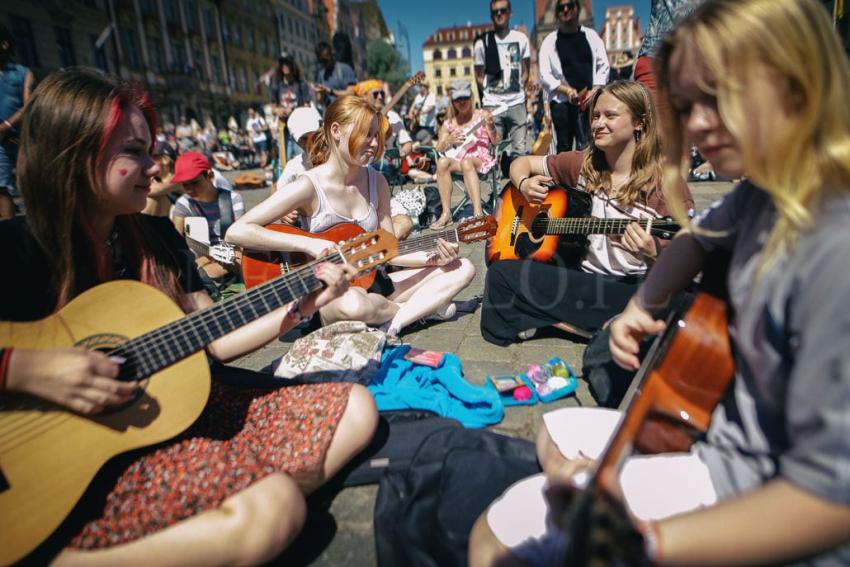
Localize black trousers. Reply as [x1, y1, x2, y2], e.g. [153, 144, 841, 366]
[480, 259, 641, 346]
[550, 100, 588, 152]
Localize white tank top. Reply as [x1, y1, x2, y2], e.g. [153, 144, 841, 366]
[302, 167, 380, 233]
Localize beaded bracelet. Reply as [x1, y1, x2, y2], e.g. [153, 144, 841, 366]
[0, 347, 13, 391]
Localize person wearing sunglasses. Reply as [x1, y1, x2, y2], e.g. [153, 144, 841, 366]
[539, 0, 609, 152]
[473, 0, 531, 160]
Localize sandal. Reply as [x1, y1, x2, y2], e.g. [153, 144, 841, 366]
[429, 217, 454, 230]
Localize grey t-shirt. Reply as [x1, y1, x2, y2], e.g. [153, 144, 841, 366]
[693, 181, 850, 564]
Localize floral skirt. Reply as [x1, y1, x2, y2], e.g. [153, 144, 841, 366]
[67, 381, 353, 549]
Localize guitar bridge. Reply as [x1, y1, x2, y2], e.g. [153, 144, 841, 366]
[510, 206, 523, 246]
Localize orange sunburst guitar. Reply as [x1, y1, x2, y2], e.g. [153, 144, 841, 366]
[0, 229, 398, 565]
[241, 215, 498, 289]
[485, 183, 681, 264]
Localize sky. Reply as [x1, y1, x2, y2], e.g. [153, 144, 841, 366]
[375, 0, 651, 73]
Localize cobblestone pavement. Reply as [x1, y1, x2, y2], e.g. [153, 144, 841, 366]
[225, 172, 734, 566]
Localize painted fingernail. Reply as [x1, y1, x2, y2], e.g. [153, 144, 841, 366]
[110, 355, 126, 365]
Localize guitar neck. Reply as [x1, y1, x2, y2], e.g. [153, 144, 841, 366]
[110, 254, 339, 380]
[540, 217, 659, 236]
[397, 227, 459, 255]
[185, 236, 211, 258]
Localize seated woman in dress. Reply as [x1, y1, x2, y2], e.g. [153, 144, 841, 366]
[0, 68, 377, 565]
[470, 0, 850, 564]
[225, 95, 476, 337]
[431, 78, 500, 229]
[480, 79, 694, 346]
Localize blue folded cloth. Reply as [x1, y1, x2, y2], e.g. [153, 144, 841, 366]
[368, 345, 504, 429]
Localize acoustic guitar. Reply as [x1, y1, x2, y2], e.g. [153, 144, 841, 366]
[563, 290, 734, 564]
[485, 183, 681, 264]
[241, 215, 498, 290]
[0, 229, 397, 565]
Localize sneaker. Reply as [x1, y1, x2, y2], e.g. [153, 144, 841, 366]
[517, 328, 538, 340]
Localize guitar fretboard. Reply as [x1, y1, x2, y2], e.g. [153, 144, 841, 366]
[534, 217, 678, 237]
[110, 252, 342, 380]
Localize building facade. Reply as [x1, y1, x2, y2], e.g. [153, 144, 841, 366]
[1, 0, 324, 128]
[600, 4, 641, 68]
[422, 23, 491, 100]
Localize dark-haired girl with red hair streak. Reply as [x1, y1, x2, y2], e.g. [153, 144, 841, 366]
[0, 68, 378, 565]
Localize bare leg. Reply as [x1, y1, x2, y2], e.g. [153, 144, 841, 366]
[307, 384, 378, 493]
[384, 258, 476, 330]
[460, 157, 484, 217]
[434, 156, 463, 228]
[468, 512, 530, 567]
[53, 473, 306, 567]
[0, 189, 14, 220]
[319, 287, 399, 326]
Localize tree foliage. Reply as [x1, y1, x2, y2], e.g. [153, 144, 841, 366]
[365, 39, 408, 86]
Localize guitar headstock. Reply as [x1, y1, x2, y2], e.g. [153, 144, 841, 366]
[408, 71, 426, 87]
[648, 219, 681, 240]
[456, 215, 498, 243]
[337, 229, 399, 274]
[208, 244, 238, 266]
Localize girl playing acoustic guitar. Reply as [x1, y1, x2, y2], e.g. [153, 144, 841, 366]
[431, 78, 501, 229]
[0, 68, 377, 565]
[481, 79, 693, 346]
[226, 95, 476, 337]
[470, 0, 850, 564]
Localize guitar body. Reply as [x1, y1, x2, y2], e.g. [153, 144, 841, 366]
[486, 184, 568, 264]
[0, 281, 210, 565]
[242, 223, 376, 290]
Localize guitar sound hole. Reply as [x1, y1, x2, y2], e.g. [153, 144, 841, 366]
[529, 213, 548, 240]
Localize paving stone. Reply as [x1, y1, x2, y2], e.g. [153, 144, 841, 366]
[224, 173, 736, 566]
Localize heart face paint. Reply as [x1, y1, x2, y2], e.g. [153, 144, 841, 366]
[119, 168, 128, 176]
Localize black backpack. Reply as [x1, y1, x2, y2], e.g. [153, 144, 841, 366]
[374, 427, 541, 567]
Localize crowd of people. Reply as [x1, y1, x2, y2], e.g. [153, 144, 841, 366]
[2, 0, 850, 564]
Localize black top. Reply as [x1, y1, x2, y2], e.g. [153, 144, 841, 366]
[555, 30, 594, 92]
[0, 215, 205, 322]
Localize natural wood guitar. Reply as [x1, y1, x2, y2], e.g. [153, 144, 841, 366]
[563, 290, 734, 564]
[0, 229, 398, 565]
[485, 183, 681, 264]
[241, 215, 497, 290]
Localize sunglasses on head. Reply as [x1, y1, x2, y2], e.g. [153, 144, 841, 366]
[556, 1, 577, 12]
[370, 91, 385, 99]
[491, 8, 509, 17]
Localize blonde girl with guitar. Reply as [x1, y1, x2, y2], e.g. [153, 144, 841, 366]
[480, 80, 693, 346]
[431, 78, 501, 229]
[0, 68, 378, 565]
[471, 1, 850, 564]
[226, 96, 476, 337]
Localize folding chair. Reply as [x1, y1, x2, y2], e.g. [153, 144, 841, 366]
[449, 139, 513, 219]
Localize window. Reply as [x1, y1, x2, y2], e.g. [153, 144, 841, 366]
[464, 66, 470, 75]
[203, 8, 215, 38]
[10, 16, 39, 67]
[164, 0, 179, 24]
[173, 42, 187, 73]
[248, 30, 255, 52]
[221, 20, 229, 43]
[147, 34, 164, 72]
[89, 33, 108, 71]
[238, 66, 248, 92]
[139, 0, 157, 15]
[435, 68, 442, 78]
[233, 25, 242, 48]
[449, 67, 456, 76]
[433, 49, 442, 60]
[120, 27, 141, 68]
[461, 46, 471, 57]
[447, 48, 457, 59]
[193, 48, 205, 79]
[183, 0, 197, 33]
[261, 35, 268, 57]
[55, 27, 77, 68]
[437, 85, 443, 95]
[210, 54, 222, 82]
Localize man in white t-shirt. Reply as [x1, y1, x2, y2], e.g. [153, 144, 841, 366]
[474, 0, 531, 158]
[245, 107, 270, 167]
[408, 82, 437, 136]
